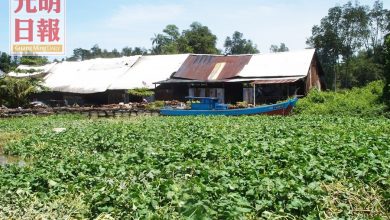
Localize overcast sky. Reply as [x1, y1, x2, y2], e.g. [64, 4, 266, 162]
[1, 0, 388, 58]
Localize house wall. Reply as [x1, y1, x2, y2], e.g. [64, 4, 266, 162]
[243, 82, 304, 105]
[155, 84, 189, 101]
[305, 57, 324, 93]
[30, 90, 129, 106]
[31, 92, 67, 106]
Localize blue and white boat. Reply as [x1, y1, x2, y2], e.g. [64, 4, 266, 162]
[160, 97, 298, 116]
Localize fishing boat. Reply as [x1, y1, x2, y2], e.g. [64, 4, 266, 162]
[160, 97, 298, 116]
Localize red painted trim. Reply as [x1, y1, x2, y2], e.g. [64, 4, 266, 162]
[264, 105, 294, 116]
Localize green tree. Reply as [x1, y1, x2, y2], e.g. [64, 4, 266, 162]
[0, 52, 13, 73]
[121, 47, 133, 56]
[132, 47, 147, 55]
[151, 22, 218, 54]
[367, 1, 389, 52]
[121, 47, 147, 56]
[111, 49, 121, 58]
[339, 2, 370, 59]
[69, 48, 91, 61]
[181, 22, 218, 54]
[91, 44, 102, 58]
[384, 34, 390, 108]
[151, 25, 181, 54]
[338, 52, 384, 88]
[102, 49, 110, 58]
[270, 43, 289, 53]
[224, 31, 259, 54]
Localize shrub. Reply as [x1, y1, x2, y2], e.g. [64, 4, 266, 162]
[128, 88, 154, 98]
[295, 81, 386, 117]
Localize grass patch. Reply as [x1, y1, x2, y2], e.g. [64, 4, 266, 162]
[321, 182, 389, 219]
[0, 132, 22, 148]
[0, 132, 23, 156]
[0, 192, 89, 219]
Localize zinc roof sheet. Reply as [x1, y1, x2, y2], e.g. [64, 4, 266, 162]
[109, 54, 189, 90]
[237, 49, 316, 78]
[44, 56, 140, 93]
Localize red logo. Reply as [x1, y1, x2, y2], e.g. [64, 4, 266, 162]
[10, 0, 66, 55]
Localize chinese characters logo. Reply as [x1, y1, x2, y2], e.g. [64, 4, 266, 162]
[10, 0, 66, 56]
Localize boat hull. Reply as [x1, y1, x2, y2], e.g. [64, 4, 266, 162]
[160, 98, 298, 116]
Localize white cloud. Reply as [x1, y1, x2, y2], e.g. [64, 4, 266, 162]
[106, 4, 184, 29]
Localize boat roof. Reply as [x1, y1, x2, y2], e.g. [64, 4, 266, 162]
[185, 96, 219, 100]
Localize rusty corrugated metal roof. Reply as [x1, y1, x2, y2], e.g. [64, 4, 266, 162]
[173, 55, 252, 81]
[155, 76, 304, 85]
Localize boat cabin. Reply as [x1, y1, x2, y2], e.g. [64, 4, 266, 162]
[186, 97, 229, 110]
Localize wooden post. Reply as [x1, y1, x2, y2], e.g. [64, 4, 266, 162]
[253, 83, 256, 106]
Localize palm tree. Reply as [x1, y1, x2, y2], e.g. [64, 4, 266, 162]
[0, 77, 45, 107]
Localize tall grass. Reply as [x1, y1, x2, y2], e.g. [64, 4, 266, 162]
[295, 81, 387, 117]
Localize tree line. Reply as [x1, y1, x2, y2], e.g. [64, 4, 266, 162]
[307, 0, 389, 90]
[67, 22, 263, 61]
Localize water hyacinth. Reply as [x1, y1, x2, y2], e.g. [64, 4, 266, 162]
[0, 114, 389, 219]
